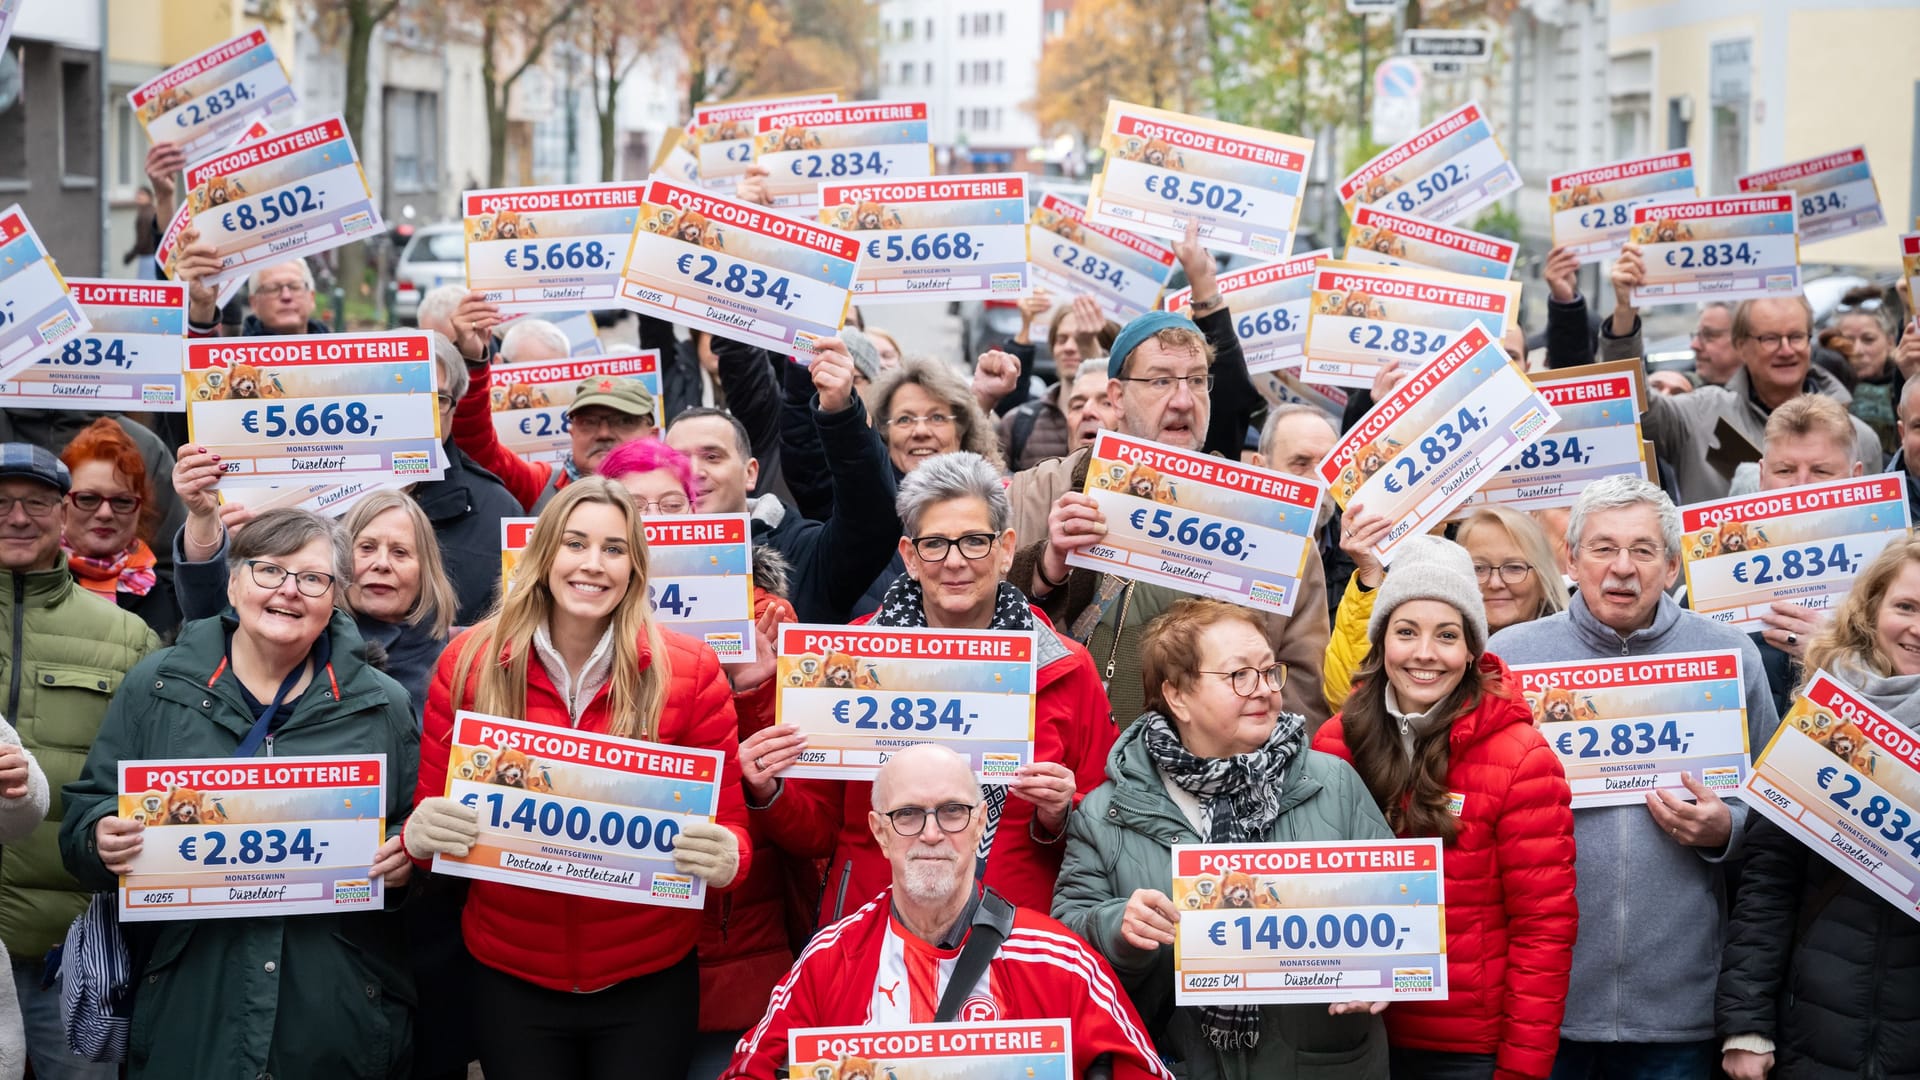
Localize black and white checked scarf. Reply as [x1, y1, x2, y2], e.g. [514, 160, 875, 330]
[874, 574, 1033, 876]
[1142, 709, 1305, 1051]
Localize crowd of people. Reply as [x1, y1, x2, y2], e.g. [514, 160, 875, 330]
[0, 141, 1914, 1080]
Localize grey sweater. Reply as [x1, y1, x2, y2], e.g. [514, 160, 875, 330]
[1489, 591, 1779, 1043]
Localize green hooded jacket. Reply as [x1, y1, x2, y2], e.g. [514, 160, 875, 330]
[1052, 716, 1395, 1080]
[60, 611, 419, 1080]
[0, 558, 158, 959]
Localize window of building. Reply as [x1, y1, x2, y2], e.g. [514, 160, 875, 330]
[1708, 38, 1751, 194]
[0, 50, 25, 188]
[957, 109, 966, 130]
[1608, 51, 1652, 160]
[995, 59, 1004, 83]
[924, 60, 932, 83]
[109, 93, 140, 199]
[902, 19, 913, 40]
[957, 63, 966, 85]
[925, 18, 933, 39]
[996, 12, 1005, 33]
[387, 89, 440, 193]
[902, 62, 915, 86]
[60, 58, 97, 184]
[958, 14, 965, 36]
[973, 107, 989, 129]
[1046, 10, 1066, 36]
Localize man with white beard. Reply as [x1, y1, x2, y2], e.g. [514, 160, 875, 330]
[1487, 475, 1779, 1079]
[723, 745, 1169, 1080]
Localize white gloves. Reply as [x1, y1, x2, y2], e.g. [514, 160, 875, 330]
[672, 819, 740, 888]
[403, 796, 480, 859]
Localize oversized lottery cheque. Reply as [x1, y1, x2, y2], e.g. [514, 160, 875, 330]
[819, 175, 1029, 302]
[185, 332, 442, 483]
[1318, 323, 1560, 563]
[495, 310, 606, 357]
[118, 754, 386, 922]
[1088, 100, 1314, 259]
[687, 91, 837, 191]
[1744, 671, 1920, 922]
[1165, 249, 1325, 374]
[1066, 431, 1322, 616]
[790, 1022, 1073, 1080]
[0, 279, 184, 411]
[484, 352, 662, 464]
[1509, 652, 1751, 809]
[1549, 151, 1698, 262]
[1905, 232, 1920, 313]
[183, 115, 384, 287]
[1340, 102, 1520, 225]
[499, 515, 756, 660]
[618, 179, 858, 357]
[753, 100, 933, 213]
[127, 29, 297, 159]
[1453, 359, 1650, 516]
[463, 183, 643, 314]
[1346, 205, 1516, 280]
[220, 478, 394, 520]
[157, 119, 273, 310]
[1629, 194, 1801, 306]
[1301, 259, 1520, 389]
[774, 625, 1036, 783]
[1738, 146, 1886, 244]
[1680, 474, 1911, 630]
[0, 0, 18, 57]
[1172, 840, 1447, 1005]
[1029, 193, 1176, 323]
[433, 711, 724, 908]
[0, 206, 91, 381]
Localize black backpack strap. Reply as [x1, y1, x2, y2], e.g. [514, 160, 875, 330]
[935, 888, 1016, 1023]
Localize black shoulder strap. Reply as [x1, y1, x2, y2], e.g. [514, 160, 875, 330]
[935, 888, 1016, 1023]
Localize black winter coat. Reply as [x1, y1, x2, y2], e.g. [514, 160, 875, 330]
[1718, 816, 1920, 1079]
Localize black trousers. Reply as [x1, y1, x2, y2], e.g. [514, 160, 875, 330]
[473, 951, 699, 1080]
[1389, 1047, 1499, 1080]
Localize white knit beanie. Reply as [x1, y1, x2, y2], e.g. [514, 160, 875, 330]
[1368, 535, 1488, 653]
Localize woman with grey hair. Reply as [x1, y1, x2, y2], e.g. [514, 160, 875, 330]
[60, 508, 419, 1080]
[738, 451, 1114, 923]
[869, 356, 1006, 476]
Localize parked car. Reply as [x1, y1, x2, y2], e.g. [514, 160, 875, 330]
[393, 223, 466, 324]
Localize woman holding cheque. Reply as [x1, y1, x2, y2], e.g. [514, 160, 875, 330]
[1312, 536, 1576, 1080]
[60, 509, 420, 1080]
[1718, 535, 1920, 1080]
[737, 451, 1114, 923]
[402, 477, 751, 1080]
[1053, 596, 1396, 1078]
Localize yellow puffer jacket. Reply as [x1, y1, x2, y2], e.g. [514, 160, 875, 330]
[1323, 572, 1378, 715]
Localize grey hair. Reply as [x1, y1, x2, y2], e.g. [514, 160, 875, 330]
[1566, 474, 1682, 562]
[424, 329, 469, 402]
[894, 451, 1010, 537]
[416, 284, 465, 333]
[499, 318, 572, 362]
[226, 507, 350, 611]
[1258, 402, 1337, 460]
[246, 259, 315, 297]
[1899, 372, 1920, 419]
[870, 356, 1005, 469]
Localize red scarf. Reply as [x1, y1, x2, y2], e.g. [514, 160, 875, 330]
[63, 538, 158, 600]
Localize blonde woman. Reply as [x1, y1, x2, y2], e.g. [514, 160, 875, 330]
[404, 477, 750, 1080]
[1323, 507, 1565, 713]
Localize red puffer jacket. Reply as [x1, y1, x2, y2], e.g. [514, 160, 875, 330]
[416, 624, 752, 993]
[757, 608, 1115, 924]
[1312, 654, 1576, 1080]
[698, 585, 818, 1033]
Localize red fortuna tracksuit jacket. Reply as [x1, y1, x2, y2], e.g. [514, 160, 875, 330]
[723, 890, 1171, 1080]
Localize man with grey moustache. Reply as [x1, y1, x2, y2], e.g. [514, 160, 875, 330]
[1488, 474, 1779, 1079]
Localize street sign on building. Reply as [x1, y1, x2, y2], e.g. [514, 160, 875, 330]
[1371, 57, 1423, 146]
[1404, 30, 1494, 64]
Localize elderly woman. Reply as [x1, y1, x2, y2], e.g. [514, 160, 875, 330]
[1718, 535, 1920, 1080]
[403, 478, 750, 1079]
[1313, 536, 1576, 1080]
[60, 509, 418, 1080]
[169, 464, 458, 716]
[739, 451, 1112, 923]
[57, 416, 180, 637]
[1323, 506, 1565, 714]
[1052, 596, 1394, 1075]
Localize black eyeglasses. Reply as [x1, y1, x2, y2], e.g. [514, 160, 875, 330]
[246, 559, 336, 598]
[68, 491, 143, 516]
[908, 533, 997, 561]
[1472, 562, 1535, 586]
[881, 802, 977, 836]
[1196, 663, 1287, 697]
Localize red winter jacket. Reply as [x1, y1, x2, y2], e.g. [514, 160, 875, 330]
[415, 624, 753, 993]
[698, 585, 819, 1033]
[755, 608, 1115, 923]
[1312, 654, 1576, 1080]
[451, 355, 565, 512]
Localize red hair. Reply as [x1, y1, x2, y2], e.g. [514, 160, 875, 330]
[59, 417, 157, 543]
